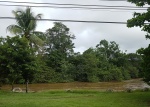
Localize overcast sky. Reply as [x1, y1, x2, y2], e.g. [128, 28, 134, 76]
[0, 0, 149, 53]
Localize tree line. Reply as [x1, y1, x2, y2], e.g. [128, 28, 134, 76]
[0, 7, 141, 85]
[0, 23, 142, 84]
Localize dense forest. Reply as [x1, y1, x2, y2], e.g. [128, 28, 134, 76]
[0, 21, 142, 85]
[0, 4, 149, 93]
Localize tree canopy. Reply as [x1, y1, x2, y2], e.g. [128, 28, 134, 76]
[7, 7, 44, 47]
[127, 0, 150, 39]
[127, 0, 150, 83]
[0, 36, 38, 92]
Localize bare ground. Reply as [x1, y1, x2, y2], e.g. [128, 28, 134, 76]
[1, 78, 150, 92]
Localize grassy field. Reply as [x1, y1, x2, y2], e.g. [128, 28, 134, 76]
[0, 90, 150, 107]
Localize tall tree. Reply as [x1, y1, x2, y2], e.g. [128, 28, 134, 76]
[0, 37, 8, 85]
[137, 46, 150, 83]
[45, 22, 75, 72]
[96, 39, 120, 62]
[127, 0, 150, 39]
[7, 7, 44, 47]
[69, 48, 99, 82]
[141, 45, 150, 83]
[127, 0, 150, 82]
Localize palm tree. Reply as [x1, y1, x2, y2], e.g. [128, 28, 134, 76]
[7, 7, 44, 47]
[7, 7, 44, 93]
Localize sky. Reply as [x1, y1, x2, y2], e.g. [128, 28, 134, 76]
[0, 0, 149, 53]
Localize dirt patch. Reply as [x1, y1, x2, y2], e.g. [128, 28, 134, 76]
[1, 78, 150, 92]
[123, 79, 150, 90]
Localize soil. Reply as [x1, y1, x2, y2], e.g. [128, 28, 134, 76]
[1, 78, 150, 92]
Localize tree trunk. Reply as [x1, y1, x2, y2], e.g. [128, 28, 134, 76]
[25, 80, 29, 93]
[11, 81, 14, 91]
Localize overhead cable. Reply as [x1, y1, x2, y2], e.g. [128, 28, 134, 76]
[0, 4, 147, 11]
[0, 17, 149, 25]
[0, 17, 127, 24]
[0, 1, 148, 9]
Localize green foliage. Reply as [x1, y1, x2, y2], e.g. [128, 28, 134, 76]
[33, 59, 55, 83]
[7, 7, 44, 47]
[0, 8, 143, 84]
[98, 67, 124, 82]
[110, 67, 123, 81]
[127, 66, 139, 78]
[121, 67, 131, 80]
[128, 0, 150, 6]
[127, 0, 150, 83]
[98, 70, 113, 82]
[72, 49, 99, 82]
[127, 0, 150, 39]
[45, 22, 75, 57]
[45, 22, 75, 73]
[0, 36, 39, 91]
[141, 44, 150, 83]
[96, 39, 120, 61]
[0, 35, 141, 83]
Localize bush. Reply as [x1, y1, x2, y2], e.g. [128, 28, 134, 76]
[34, 68, 56, 83]
[127, 66, 139, 78]
[98, 71, 113, 82]
[110, 67, 123, 81]
[88, 75, 99, 82]
[121, 69, 131, 80]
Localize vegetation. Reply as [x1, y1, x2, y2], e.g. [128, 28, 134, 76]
[7, 7, 44, 47]
[0, 3, 149, 107]
[0, 7, 143, 87]
[0, 29, 142, 85]
[0, 90, 150, 107]
[0, 6, 148, 91]
[127, 0, 150, 83]
[0, 36, 38, 93]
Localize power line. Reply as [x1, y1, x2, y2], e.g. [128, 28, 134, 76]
[0, 4, 136, 14]
[0, 4, 147, 11]
[0, 17, 149, 25]
[0, 0, 148, 9]
[0, 17, 127, 24]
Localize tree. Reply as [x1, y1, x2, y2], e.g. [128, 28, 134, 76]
[45, 22, 75, 72]
[137, 45, 150, 83]
[127, 0, 150, 39]
[127, 0, 150, 82]
[142, 45, 150, 83]
[72, 48, 99, 82]
[0, 36, 22, 90]
[0, 37, 8, 85]
[96, 40, 120, 61]
[95, 39, 121, 69]
[7, 7, 44, 47]
[0, 36, 38, 92]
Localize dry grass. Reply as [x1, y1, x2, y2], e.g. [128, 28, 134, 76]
[1, 78, 149, 92]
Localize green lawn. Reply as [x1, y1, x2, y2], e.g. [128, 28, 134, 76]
[0, 90, 150, 107]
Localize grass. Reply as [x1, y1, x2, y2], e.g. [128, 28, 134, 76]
[0, 90, 150, 107]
